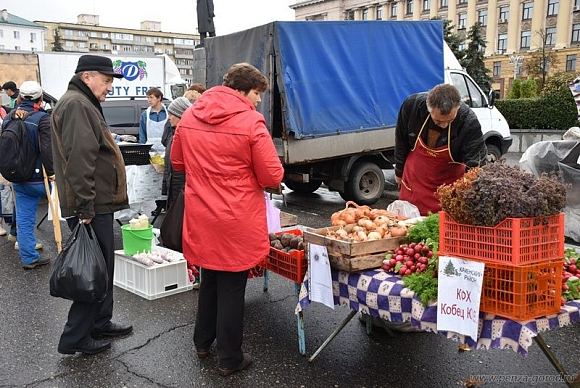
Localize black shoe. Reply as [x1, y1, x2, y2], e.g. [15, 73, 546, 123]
[91, 322, 133, 339]
[58, 338, 111, 355]
[22, 257, 50, 270]
[217, 353, 252, 376]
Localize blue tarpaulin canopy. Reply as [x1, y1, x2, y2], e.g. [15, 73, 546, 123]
[205, 21, 445, 139]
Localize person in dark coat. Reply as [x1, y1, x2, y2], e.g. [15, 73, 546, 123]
[51, 55, 132, 356]
[196, 0, 216, 48]
[161, 96, 193, 209]
[394, 84, 487, 215]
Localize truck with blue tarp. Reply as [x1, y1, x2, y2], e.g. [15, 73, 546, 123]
[203, 20, 512, 204]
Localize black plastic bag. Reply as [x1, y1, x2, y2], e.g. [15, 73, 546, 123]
[160, 189, 184, 252]
[49, 222, 108, 303]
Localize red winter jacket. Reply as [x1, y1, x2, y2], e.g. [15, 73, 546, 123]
[171, 86, 284, 271]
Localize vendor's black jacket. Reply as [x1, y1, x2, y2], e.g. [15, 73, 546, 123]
[394, 92, 487, 177]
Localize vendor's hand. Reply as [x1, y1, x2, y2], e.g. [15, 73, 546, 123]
[265, 184, 283, 195]
[81, 218, 93, 224]
[394, 175, 402, 187]
[48, 175, 56, 182]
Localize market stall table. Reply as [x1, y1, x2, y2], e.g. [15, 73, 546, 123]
[296, 267, 580, 385]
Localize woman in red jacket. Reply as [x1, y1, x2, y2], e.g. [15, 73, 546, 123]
[171, 63, 284, 376]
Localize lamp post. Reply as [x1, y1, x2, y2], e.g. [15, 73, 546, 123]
[509, 55, 524, 79]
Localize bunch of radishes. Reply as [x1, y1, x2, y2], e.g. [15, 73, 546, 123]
[382, 242, 434, 276]
[562, 249, 580, 305]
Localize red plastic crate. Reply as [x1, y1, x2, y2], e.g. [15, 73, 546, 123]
[266, 229, 306, 283]
[439, 211, 564, 265]
[478, 259, 562, 321]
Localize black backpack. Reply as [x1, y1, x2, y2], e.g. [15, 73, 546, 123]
[0, 110, 40, 182]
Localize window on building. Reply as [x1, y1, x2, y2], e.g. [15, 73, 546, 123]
[547, 0, 559, 16]
[14, 46, 20, 50]
[423, 0, 430, 11]
[30, 32, 36, 42]
[376, 6, 383, 20]
[123, 34, 133, 40]
[567, 54, 577, 72]
[575, 0, 580, 8]
[13, 31, 20, 39]
[520, 31, 531, 48]
[146, 37, 152, 43]
[165, 37, 172, 44]
[66, 41, 74, 47]
[459, 42, 466, 51]
[572, 23, 580, 42]
[498, 33, 507, 52]
[391, 3, 398, 17]
[64, 29, 73, 36]
[440, 0, 448, 6]
[134, 35, 141, 42]
[112, 44, 119, 50]
[362, 8, 369, 20]
[346, 10, 355, 20]
[522, 2, 533, 20]
[165, 49, 172, 55]
[0, 30, 3, 38]
[90, 43, 98, 49]
[123, 46, 131, 51]
[102, 32, 109, 38]
[78, 30, 86, 37]
[154, 37, 162, 43]
[89, 31, 97, 37]
[102, 44, 108, 50]
[499, 6, 509, 22]
[493, 61, 502, 77]
[406, 0, 413, 15]
[78, 42, 86, 48]
[458, 0, 467, 4]
[112, 33, 122, 39]
[478, 9, 487, 26]
[458, 13, 467, 29]
[546, 27, 556, 45]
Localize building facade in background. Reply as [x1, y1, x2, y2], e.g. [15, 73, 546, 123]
[0, 11, 199, 85]
[0, 9, 45, 52]
[291, 0, 580, 97]
[37, 15, 199, 85]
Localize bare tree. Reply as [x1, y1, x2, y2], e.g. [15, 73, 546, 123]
[525, 29, 558, 92]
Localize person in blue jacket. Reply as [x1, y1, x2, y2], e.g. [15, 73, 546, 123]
[139, 87, 167, 152]
[1, 81, 54, 269]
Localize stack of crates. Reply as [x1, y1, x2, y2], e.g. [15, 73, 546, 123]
[438, 211, 565, 321]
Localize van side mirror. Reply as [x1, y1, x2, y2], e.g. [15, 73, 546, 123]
[488, 89, 497, 107]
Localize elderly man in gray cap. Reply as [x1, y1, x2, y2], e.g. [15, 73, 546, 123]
[51, 55, 132, 355]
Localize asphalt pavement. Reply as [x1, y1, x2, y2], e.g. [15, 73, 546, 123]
[2, 153, 580, 387]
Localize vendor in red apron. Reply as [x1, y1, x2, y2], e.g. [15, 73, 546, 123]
[139, 87, 168, 153]
[394, 84, 487, 215]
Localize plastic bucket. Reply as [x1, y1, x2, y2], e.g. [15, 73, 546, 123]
[121, 224, 153, 255]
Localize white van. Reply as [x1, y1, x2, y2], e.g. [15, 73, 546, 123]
[444, 44, 513, 161]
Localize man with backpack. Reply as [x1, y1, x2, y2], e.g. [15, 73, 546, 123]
[0, 81, 54, 269]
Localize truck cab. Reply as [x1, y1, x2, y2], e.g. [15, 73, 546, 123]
[443, 45, 512, 162]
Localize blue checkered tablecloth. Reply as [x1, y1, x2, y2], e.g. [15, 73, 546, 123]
[296, 268, 580, 357]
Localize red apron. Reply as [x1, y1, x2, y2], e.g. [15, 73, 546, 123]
[399, 115, 465, 215]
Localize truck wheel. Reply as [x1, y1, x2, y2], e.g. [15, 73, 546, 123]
[486, 144, 502, 163]
[285, 180, 322, 194]
[345, 162, 385, 205]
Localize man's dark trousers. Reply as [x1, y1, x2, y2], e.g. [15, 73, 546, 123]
[58, 213, 115, 348]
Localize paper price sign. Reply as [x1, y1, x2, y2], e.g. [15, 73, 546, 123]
[437, 256, 485, 341]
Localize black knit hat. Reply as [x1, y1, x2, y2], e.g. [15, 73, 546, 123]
[75, 55, 123, 78]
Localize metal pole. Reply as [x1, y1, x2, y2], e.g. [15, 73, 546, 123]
[308, 310, 357, 362]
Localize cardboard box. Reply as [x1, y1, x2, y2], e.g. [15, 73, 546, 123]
[114, 246, 193, 300]
[303, 226, 407, 272]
